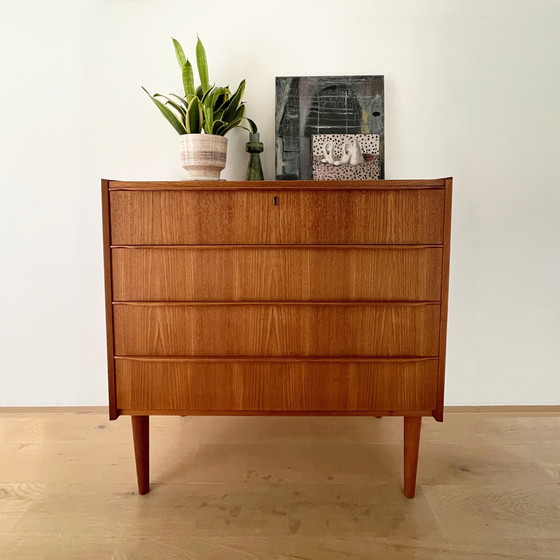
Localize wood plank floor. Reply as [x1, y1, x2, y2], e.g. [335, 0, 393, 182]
[0, 411, 559, 559]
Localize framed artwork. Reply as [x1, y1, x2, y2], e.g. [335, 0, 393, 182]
[275, 75, 384, 180]
[312, 133, 380, 180]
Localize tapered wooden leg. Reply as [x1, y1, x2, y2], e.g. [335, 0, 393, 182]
[403, 416, 422, 499]
[131, 415, 150, 495]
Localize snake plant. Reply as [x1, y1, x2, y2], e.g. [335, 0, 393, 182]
[142, 37, 256, 136]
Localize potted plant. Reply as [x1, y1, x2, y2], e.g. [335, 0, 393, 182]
[143, 37, 256, 180]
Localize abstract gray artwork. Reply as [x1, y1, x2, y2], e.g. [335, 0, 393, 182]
[275, 75, 384, 180]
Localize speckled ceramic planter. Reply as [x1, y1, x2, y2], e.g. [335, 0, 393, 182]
[179, 134, 228, 180]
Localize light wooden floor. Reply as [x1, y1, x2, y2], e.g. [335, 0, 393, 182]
[0, 411, 559, 559]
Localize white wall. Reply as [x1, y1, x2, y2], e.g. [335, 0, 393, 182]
[1, 0, 559, 406]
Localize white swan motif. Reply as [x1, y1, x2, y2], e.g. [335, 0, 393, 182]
[321, 142, 337, 164]
[331, 137, 364, 166]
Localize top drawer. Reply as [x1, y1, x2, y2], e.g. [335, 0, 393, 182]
[109, 189, 445, 245]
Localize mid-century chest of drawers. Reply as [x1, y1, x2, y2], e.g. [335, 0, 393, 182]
[102, 178, 452, 498]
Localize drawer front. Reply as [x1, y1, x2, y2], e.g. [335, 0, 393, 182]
[112, 247, 443, 302]
[110, 189, 445, 245]
[113, 303, 440, 357]
[115, 358, 439, 412]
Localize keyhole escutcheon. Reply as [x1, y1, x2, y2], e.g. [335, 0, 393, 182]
[273, 196, 279, 206]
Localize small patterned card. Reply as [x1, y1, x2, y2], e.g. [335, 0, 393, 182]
[312, 134, 380, 180]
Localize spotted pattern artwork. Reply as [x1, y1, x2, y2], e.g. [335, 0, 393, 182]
[312, 134, 381, 180]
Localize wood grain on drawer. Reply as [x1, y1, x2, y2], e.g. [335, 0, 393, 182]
[113, 303, 440, 357]
[115, 358, 439, 412]
[109, 189, 445, 245]
[112, 246, 443, 302]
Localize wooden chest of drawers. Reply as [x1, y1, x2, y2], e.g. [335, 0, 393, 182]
[102, 178, 452, 497]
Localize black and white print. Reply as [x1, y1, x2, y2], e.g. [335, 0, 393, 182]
[312, 133, 380, 180]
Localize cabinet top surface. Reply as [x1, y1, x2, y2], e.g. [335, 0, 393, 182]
[105, 179, 452, 191]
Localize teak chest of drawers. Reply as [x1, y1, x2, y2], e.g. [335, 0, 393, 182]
[102, 178, 452, 498]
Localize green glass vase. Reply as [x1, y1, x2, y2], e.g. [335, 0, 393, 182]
[245, 132, 264, 181]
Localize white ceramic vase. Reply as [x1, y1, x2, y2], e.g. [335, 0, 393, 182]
[179, 134, 228, 180]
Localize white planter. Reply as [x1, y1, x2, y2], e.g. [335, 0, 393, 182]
[179, 134, 228, 180]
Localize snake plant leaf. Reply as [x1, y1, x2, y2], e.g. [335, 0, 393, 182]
[186, 96, 203, 133]
[202, 87, 217, 106]
[245, 117, 258, 134]
[239, 119, 258, 133]
[154, 94, 186, 117]
[196, 36, 209, 93]
[206, 87, 226, 110]
[204, 86, 221, 107]
[169, 93, 189, 109]
[212, 120, 226, 135]
[221, 80, 246, 123]
[172, 38, 187, 69]
[203, 105, 214, 134]
[213, 89, 231, 111]
[201, 86, 215, 103]
[182, 60, 195, 99]
[231, 80, 246, 98]
[218, 104, 246, 133]
[142, 87, 187, 135]
[219, 114, 257, 135]
[232, 103, 245, 120]
[218, 116, 245, 135]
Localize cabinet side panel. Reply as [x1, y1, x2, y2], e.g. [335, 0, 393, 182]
[434, 178, 453, 421]
[102, 180, 118, 420]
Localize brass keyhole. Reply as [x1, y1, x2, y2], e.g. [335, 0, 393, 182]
[273, 196, 279, 206]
